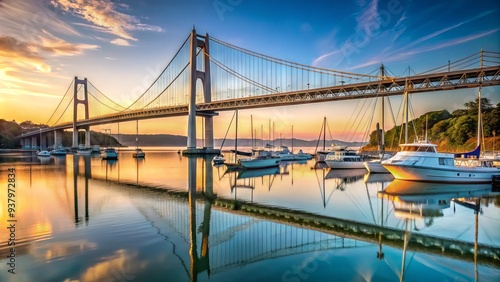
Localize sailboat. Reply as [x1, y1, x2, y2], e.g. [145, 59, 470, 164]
[133, 120, 145, 158]
[363, 96, 390, 173]
[314, 117, 346, 162]
[381, 82, 500, 183]
[272, 126, 313, 161]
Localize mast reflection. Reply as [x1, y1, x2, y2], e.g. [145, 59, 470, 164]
[378, 180, 493, 282]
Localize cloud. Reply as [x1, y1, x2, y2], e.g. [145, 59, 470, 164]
[312, 50, 342, 67]
[51, 0, 164, 43]
[356, 0, 380, 35]
[0, 0, 82, 40]
[0, 36, 51, 72]
[110, 38, 130, 46]
[349, 29, 500, 70]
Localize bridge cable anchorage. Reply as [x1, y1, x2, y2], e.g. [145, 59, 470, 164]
[122, 34, 191, 111]
[46, 79, 74, 125]
[88, 81, 127, 110]
[204, 50, 278, 94]
[88, 91, 125, 112]
[209, 36, 392, 81]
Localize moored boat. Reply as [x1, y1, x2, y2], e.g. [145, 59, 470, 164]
[238, 157, 281, 169]
[212, 155, 225, 165]
[133, 148, 145, 158]
[37, 150, 51, 157]
[50, 148, 67, 156]
[381, 141, 499, 183]
[325, 149, 366, 169]
[101, 147, 118, 160]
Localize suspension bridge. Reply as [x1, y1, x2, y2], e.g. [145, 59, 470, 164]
[18, 29, 500, 152]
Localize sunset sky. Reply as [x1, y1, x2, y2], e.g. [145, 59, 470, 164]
[0, 0, 499, 142]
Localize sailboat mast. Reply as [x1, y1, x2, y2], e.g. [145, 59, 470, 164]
[425, 114, 428, 142]
[323, 116, 326, 150]
[478, 48, 483, 149]
[235, 110, 238, 163]
[268, 120, 271, 146]
[404, 78, 409, 144]
[136, 120, 139, 149]
[381, 97, 385, 152]
[292, 125, 294, 153]
[251, 115, 254, 148]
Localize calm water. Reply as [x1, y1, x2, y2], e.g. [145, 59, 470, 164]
[0, 148, 499, 282]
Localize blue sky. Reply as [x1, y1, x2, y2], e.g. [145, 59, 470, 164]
[0, 0, 499, 140]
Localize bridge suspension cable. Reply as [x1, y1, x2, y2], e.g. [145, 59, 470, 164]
[87, 81, 127, 111]
[45, 79, 74, 125]
[121, 34, 192, 111]
[209, 36, 385, 80]
[419, 50, 500, 74]
[88, 91, 125, 113]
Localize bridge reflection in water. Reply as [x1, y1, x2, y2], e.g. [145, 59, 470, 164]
[70, 154, 499, 281]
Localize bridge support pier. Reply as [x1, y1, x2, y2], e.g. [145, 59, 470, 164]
[31, 136, 37, 149]
[40, 133, 47, 150]
[54, 130, 63, 148]
[72, 77, 89, 148]
[182, 29, 219, 155]
[85, 128, 91, 148]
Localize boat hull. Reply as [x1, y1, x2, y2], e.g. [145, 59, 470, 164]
[325, 160, 366, 169]
[239, 158, 281, 169]
[363, 160, 389, 173]
[382, 163, 499, 183]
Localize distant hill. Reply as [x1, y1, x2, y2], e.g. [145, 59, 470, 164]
[115, 134, 187, 146]
[116, 133, 365, 148]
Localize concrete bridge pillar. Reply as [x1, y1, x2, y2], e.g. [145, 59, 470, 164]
[54, 130, 63, 148]
[184, 30, 217, 154]
[72, 77, 89, 148]
[187, 29, 197, 149]
[20, 138, 24, 149]
[85, 128, 91, 147]
[31, 136, 37, 149]
[40, 133, 47, 149]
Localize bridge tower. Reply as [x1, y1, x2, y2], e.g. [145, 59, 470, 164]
[72, 77, 90, 148]
[184, 28, 219, 154]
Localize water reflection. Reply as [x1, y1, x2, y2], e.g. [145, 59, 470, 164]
[72, 155, 90, 225]
[378, 180, 494, 282]
[1, 151, 499, 282]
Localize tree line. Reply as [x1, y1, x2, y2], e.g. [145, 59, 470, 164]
[366, 98, 500, 152]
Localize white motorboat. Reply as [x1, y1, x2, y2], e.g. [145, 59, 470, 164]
[381, 84, 500, 183]
[50, 148, 67, 156]
[381, 141, 499, 183]
[272, 145, 295, 160]
[37, 150, 51, 157]
[324, 149, 366, 169]
[293, 149, 313, 160]
[101, 147, 118, 160]
[133, 148, 145, 158]
[238, 157, 281, 169]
